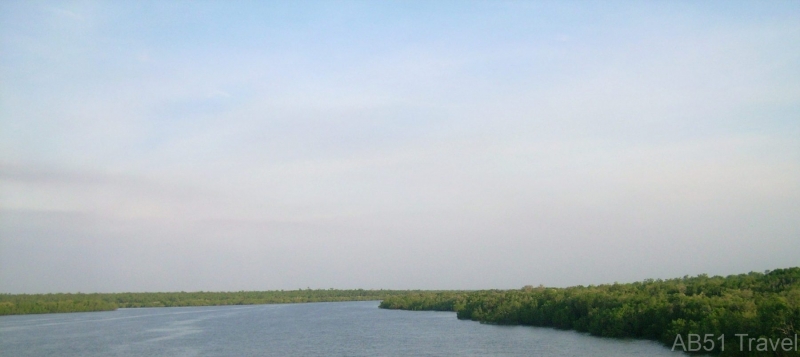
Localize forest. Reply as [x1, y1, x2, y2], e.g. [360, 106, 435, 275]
[0, 289, 428, 315]
[380, 267, 800, 356]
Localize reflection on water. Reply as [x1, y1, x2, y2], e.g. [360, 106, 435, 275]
[0, 301, 685, 357]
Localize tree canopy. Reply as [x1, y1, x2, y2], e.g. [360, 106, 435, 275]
[380, 268, 800, 356]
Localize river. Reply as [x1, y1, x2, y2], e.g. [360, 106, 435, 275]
[0, 301, 685, 356]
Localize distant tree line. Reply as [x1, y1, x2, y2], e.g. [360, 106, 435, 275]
[380, 268, 800, 356]
[0, 289, 433, 315]
[0, 296, 118, 315]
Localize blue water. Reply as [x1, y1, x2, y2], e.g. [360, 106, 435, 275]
[0, 301, 685, 356]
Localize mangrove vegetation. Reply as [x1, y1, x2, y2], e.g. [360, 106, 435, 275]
[380, 267, 800, 356]
[0, 289, 430, 315]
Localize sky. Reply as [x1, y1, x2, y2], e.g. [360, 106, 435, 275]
[1, 1, 799, 294]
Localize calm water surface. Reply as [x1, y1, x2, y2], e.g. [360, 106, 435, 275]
[1, 301, 686, 356]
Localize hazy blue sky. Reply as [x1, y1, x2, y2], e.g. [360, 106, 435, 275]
[1, 1, 799, 293]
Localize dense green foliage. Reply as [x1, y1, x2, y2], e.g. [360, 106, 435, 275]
[0, 289, 426, 315]
[378, 291, 465, 311]
[0, 294, 118, 315]
[380, 268, 800, 356]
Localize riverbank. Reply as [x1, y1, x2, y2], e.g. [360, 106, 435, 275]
[0, 289, 443, 315]
[380, 267, 800, 356]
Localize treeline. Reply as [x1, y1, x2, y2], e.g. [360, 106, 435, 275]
[0, 289, 426, 316]
[0, 296, 118, 315]
[378, 291, 464, 311]
[380, 268, 800, 356]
